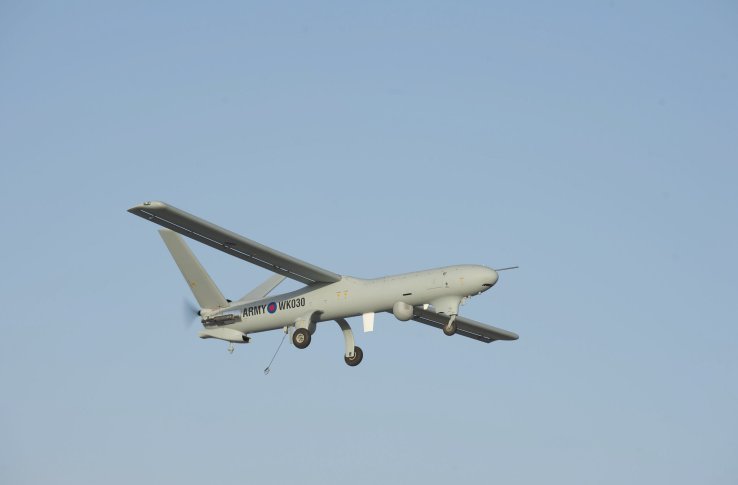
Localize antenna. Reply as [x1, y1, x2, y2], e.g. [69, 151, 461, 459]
[264, 330, 288, 375]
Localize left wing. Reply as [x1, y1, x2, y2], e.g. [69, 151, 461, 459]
[412, 307, 519, 343]
[128, 201, 342, 285]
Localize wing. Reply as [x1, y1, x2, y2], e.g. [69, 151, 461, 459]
[128, 201, 342, 285]
[412, 307, 519, 343]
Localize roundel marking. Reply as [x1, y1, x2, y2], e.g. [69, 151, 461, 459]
[267, 302, 277, 314]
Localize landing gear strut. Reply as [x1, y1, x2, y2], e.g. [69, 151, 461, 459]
[291, 319, 365, 366]
[443, 316, 457, 336]
[336, 318, 364, 367]
[292, 328, 311, 349]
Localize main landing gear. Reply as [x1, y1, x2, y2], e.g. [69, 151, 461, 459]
[292, 328, 311, 349]
[292, 318, 364, 367]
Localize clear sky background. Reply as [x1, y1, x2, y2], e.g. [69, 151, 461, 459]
[1, 2, 737, 484]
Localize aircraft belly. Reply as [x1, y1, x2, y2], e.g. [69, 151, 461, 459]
[236, 313, 292, 334]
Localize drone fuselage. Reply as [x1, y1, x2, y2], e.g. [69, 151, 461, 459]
[202, 265, 498, 337]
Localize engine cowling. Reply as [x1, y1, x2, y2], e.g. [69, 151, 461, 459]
[393, 301, 414, 321]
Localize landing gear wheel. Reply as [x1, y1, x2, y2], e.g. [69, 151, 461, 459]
[443, 321, 457, 336]
[293, 328, 311, 349]
[344, 346, 363, 367]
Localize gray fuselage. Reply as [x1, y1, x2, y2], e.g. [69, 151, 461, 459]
[208, 265, 499, 335]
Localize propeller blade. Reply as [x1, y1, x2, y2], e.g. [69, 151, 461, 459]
[183, 298, 200, 327]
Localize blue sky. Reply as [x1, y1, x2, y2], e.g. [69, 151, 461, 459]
[1, 2, 737, 484]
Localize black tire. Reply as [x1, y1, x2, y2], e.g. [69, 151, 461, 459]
[443, 321, 457, 336]
[344, 346, 363, 367]
[293, 328, 311, 349]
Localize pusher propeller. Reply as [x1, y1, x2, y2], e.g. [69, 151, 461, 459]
[183, 298, 201, 327]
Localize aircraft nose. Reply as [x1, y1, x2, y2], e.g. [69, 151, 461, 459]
[481, 267, 498, 290]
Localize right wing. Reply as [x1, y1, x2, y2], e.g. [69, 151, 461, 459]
[128, 201, 342, 285]
[412, 307, 519, 343]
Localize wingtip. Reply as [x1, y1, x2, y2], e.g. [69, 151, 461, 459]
[504, 330, 520, 340]
[501, 331, 520, 341]
[128, 200, 167, 213]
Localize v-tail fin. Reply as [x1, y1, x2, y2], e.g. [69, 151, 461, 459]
[236, 274, 286, 303]
[158, 229, 228, 309]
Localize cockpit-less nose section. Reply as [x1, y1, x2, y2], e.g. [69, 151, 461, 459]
[129, 201, 519, 367]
